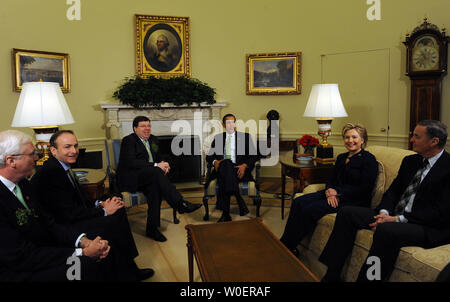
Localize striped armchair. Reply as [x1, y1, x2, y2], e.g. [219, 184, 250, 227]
[202, 161, 262, 221]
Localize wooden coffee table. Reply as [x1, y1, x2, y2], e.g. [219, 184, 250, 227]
[185, 218, 318, 282]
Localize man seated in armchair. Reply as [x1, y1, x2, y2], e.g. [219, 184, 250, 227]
[206, 113, 259, 222]
[319, 120, 450, 282]
[116, 116, 202, 242]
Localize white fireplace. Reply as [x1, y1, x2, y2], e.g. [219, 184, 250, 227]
[101, 102, 227, 179]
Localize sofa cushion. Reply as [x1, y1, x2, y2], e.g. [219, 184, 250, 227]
[370, 160, 385, 209]
[395, 244, 450, 282]
[365, 146, 415, 189]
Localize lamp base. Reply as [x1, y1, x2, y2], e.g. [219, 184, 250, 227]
[315, 157, 335, 165]
[32, 126, 59, 166]
[316, 144, 333, 159]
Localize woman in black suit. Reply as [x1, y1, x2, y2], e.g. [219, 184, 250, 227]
[280, 123, 379, 256]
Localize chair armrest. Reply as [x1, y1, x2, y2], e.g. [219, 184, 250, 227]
[303, 183, 325, 193]
[293, 183, 326, 199]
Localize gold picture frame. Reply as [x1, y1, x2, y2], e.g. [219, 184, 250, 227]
[246, 52, 302, 95]
[135, 14, 191, 78]
[13, 48, 70, 93]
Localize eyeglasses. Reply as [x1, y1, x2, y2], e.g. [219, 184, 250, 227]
[11, 150, 41, 158]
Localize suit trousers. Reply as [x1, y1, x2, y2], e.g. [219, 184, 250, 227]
[71, 207, 139, 262]
[216, 159, 249, 214]
[319, 206, 429, 282]
[280, 190, 337, 249]
[138, 166, 183, 230]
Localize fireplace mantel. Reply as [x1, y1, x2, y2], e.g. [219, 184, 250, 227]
[101, 102, 227, 138]
[101, 102, 228, 178]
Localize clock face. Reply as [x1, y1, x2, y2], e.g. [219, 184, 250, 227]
[412, 35, 439, 71]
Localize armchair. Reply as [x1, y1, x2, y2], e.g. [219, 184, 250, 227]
[104, 139, 179, 224]
[202, 160, 262, 221]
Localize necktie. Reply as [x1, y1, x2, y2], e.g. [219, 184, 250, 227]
[14, 185, 30, 210]
[144, 140, 154, 162]
[225, 135, 231, 160]
[394, 158, 429, 215]
[67, 169, 87, 207]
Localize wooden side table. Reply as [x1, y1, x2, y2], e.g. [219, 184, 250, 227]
[73, 168, 106, 201]
[280, 151, 334, 219]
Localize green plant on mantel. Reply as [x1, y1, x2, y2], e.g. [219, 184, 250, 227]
[112, 76, 216, 109]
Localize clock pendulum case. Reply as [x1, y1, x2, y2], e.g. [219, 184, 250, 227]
[403, 18, 449, 149]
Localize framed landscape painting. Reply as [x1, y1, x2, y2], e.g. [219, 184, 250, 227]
[13, 48, 70, 93]
[135, 14, 191, 78]
[246, 52, 302, 95]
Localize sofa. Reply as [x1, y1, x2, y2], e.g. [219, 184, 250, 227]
[295, 145, 450, 282]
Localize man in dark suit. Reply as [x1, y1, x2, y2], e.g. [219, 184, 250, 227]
[30, 130, 153, 281]
[117, 116, 202, 242]
[206, 114, 258, 222]
[319, 120, 450, 282]
[0, 129, 135, 281]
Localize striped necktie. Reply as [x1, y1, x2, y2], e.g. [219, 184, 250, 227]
[14, 185, 30, 210]
[144, 140, 154, 162]
[394, 158, 429, 215]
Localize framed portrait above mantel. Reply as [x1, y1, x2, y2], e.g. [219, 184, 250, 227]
[135, 14, 191, 78]
[246, 52, 302, 95]
[12, 48, 70, 93]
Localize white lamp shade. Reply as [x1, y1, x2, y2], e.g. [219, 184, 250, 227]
[303, 84, 348, 118]
[11, 82, 75, 127]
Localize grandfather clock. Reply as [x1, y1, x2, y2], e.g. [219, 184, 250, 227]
[403, 18, 449, 149]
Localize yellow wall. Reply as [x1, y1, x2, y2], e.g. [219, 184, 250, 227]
[1, 0, 449, 171]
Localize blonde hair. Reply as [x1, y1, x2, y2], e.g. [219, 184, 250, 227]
[342, 123, 368, 148]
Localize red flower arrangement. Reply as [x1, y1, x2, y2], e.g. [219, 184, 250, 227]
[298, 135, 319, 147]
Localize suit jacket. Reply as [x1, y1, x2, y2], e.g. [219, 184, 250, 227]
[30, 156, 104, 224]
[326, 149, 379, 207]
[205, 131, 258, 182]
[117, 133, 161, 192]
[0, 179, 78, 281]
[376, 151, 450, 246]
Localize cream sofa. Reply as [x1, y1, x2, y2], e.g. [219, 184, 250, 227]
[295, 145, 450, 282]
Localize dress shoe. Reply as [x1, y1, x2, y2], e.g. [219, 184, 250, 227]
[235, 195, 249, 216]
[146, 228, 167, 242]
[178, 200, 202, 214]
[239, 206, 249, 216]
[136, 268, 155, 281]
[217, 214, 232, 222]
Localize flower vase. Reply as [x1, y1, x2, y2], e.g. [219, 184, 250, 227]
[304, 146, 315, 157]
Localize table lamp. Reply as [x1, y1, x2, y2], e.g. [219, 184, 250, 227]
[11, 81, 75, 165]
[303, 83, 347, 164]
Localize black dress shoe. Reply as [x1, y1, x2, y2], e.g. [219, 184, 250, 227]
[136, 268, 155, 281]
[146, 229, 167, 242]
[217, 214, 232, 222]
[239, 206, 249, 216]
[178, 200, 202, 214]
